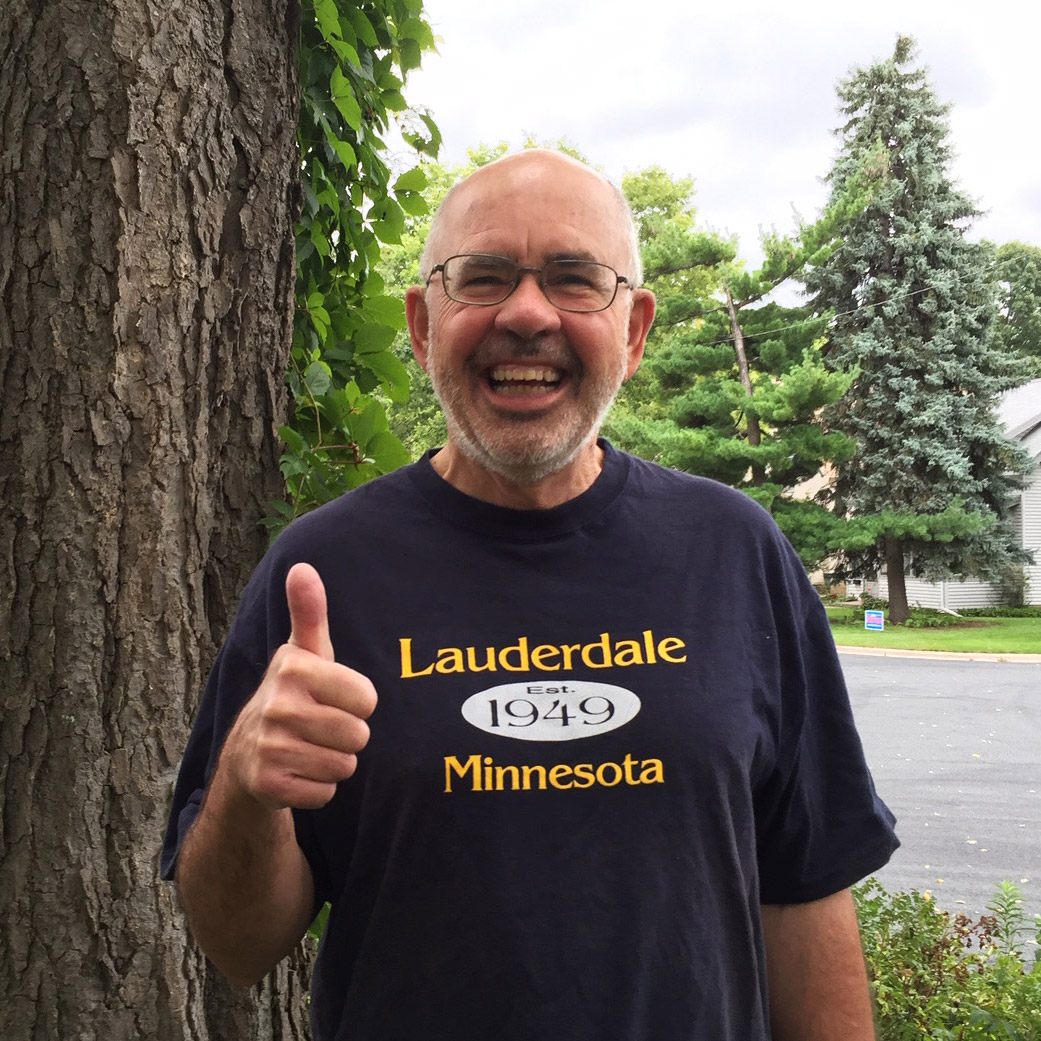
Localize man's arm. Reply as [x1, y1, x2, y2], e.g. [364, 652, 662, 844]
[175, 563, 377, 986]
[761, 888, 876, 1041]
[176, 763, 317, 986]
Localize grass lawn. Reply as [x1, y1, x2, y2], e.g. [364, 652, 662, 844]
[826, 608, 1041, 654]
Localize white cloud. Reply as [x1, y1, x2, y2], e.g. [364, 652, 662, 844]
[406, 0, 1041, 263]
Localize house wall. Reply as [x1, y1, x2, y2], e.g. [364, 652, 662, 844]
[1022, 469, 1041, 604]
[877, 468, 1041, 608]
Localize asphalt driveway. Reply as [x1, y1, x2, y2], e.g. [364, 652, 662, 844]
[840, 651, 1041, 925]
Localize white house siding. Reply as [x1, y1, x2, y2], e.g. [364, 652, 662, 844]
[875, 382, 1041, 609]
[877, 574, 1006, 609]
[1023, 472, 1041, 603]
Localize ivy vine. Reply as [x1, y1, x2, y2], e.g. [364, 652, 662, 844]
[268, 0, 441, 534]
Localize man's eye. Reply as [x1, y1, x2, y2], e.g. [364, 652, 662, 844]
[547, 265, 600, 290]
[462, 272, 511, 287]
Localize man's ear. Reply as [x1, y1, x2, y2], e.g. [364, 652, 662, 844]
[623, 288, 656, 380]
[405, 286, 430, 372]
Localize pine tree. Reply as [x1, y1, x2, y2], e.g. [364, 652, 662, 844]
[803, 36, 1030, 623]
[607, 168, 859, 571]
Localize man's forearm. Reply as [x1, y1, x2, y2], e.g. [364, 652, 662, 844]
[761, 889, 876, 1041]
[176, 764, 316, 987]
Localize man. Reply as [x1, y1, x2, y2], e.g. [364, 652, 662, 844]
[163, 150, 898, 1040]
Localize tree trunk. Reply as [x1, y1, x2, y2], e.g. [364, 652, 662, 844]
[1, 1, 311, 1037]
[725, 286, 766, 485]
[884, 537, 911, 625]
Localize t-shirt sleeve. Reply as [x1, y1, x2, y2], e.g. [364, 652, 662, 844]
[752, 538, 899, 904]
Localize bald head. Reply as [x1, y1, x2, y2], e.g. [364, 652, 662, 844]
[420, 150, 643, 288]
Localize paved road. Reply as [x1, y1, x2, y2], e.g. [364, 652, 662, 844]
[840, 652, 1041, 926]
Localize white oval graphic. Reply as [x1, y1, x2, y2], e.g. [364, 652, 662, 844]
[461, 680, 641, 742]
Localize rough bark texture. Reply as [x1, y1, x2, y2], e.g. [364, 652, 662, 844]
[885, 537, 910, 625]
[1, 0, 311, 1037]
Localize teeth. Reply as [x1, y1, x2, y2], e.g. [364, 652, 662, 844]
[490, 365, 562, 384]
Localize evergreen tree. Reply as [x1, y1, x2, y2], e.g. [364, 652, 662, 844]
[803, 36, 1030, 622]
[607, 168, 860, 571]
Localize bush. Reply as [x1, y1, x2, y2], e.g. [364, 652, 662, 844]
[854, 879, 1041, 1040]
[960, 606, 1041, 619]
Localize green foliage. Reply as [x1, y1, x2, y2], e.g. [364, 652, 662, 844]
[991, 241, 1041, 370]
[960, 605, 1041, 619]
[269, 0, 441, 534]
[605, 166, 865, 571]
[854, 878, 1041, 1040]
[803, 37, 1031, 596]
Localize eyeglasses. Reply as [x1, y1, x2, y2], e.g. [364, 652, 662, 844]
[426, 254, 632, 313]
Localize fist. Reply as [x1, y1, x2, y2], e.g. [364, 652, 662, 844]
[220, 562, 377, 810]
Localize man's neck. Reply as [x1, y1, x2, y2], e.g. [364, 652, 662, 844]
[430, 439, 604, 510]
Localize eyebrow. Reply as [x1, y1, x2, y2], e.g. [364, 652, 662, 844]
[542, 250, 600, 264]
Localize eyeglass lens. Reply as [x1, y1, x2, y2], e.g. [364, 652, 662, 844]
[441, 255, 619, 311]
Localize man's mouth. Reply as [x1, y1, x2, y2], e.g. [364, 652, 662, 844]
[487, 365, 565, 397]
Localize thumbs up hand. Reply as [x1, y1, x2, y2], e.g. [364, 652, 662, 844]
[218, 563, 378, 811]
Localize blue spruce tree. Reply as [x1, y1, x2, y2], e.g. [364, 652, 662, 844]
[804, 36, 1030, 623]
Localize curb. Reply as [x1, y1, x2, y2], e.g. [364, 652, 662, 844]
[835, 645, 1041, 663]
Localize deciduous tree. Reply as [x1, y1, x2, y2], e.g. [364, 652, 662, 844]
[0, 0, 436, 1035]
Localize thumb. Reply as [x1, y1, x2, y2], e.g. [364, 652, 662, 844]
[286, 562, 335, 661]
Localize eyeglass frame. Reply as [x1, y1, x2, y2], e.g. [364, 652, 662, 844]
[424, 253, 634, 313]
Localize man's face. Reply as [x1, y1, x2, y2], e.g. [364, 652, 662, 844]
[406, 153, 655, 486]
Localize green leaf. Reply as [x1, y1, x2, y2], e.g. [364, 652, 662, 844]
[303, 360, 332, 397]
[330, 38, 362, 70]
[366, 430, 412, 471]
[353, 323, 397, 354]
[345, 7, 379, 47]
[330, 67, 363, 130]
[393, 166, 428, 193]
[360, 349, 411, 402]
[314, 0, 341, 42]
[278, 425, 308, 455]
[397, 191, 428, 217]
[381, 89, 407, 112]
[326, 132, 357, 173]
[361, 294, 406, 328]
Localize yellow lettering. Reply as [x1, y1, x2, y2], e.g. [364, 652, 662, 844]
[571, 763, 596, 789]
[560, 643, 582, 669]
[435, 647, 465, 674]
[444, 754, 481, 793]
[548, 764, 573, 789]
[639, 759, 665, 784]
[657, 637, 687, 663]
[498, 636, 530, 672]
[465, 645, 497, 672]
[581, 632, 613, 669]
[530, 644, 560, 670]
[596, 762, 623, 787]
[400, 638, 435, 678]
[642, 630, 658, 664]
[494, 764, 520, 791]
[612, 639, 645, 667]
[522, 764, 547, 790]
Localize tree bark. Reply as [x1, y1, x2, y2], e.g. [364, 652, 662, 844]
[1, 0, 311, 1037]
[884, 537, 910, 625]
[725, 286, 766, 485]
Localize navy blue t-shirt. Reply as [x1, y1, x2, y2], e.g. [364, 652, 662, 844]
[163, 442, 898, 1040]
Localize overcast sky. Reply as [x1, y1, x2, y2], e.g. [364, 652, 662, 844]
[400, 0, 1040, 267]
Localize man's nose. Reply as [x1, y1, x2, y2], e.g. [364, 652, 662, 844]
[493, 272, 563, 339]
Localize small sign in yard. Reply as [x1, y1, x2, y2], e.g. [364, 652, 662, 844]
[865, 610, 885, 632]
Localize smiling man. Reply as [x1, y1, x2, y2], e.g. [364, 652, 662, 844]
[163, 150, 897, 1041]
[407, 152, 655, 504]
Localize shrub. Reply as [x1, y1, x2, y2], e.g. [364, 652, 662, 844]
[854, 879, 1041, 1040]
